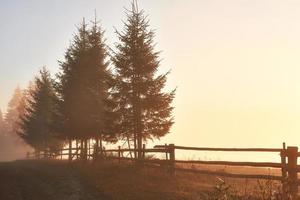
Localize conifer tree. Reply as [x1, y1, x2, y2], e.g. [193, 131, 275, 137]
[0, 109, 4, 135]
[4, 86, 23, 140]
[111, 1, 175, 159]
[57, 18, 116, 160]
[88, 17, 118, 155]
[19, 67, 62, 154]
[56, 20, 91, 159]
[17, 89, 29, 123]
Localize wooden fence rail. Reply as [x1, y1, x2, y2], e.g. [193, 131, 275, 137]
[154, 145, 283, 152]
[27, 142, 300, 198]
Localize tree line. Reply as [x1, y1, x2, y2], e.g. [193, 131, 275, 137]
[0, 86, 32, 160]
[2, 2, 175, 161]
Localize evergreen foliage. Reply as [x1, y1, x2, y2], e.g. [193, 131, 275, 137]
[56, 18, 116, 143]
[19, 67, 62, 152]
[0, 109, 4, 135]
[6, 2, 175, 159]
[111, 2, 175, 157]
[4, 86, 23, 139]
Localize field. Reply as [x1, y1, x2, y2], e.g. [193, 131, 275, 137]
[0, 160, 287, 200]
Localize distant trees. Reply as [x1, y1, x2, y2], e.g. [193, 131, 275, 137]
[19, 68, 62, 155]
[12, 1, 175, 161]
[4, 87, 24, 141]
[111, 3, 175, 159]
[0, 109, 4, 135]
[1, 87, 32, 160]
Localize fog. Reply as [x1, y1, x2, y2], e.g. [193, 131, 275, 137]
[0, 134, 31, 161]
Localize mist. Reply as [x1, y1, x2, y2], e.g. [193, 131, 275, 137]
[0, 134, 31, 161]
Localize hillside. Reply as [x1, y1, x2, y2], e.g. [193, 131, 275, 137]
[0, 160, 284, 200]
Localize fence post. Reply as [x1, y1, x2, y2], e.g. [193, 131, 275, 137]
[287, 146, 298, 198]
[99, 134, 103, 158]
[165, 143, 168, 160]
[118, 146, 121, 163]
[75, 140, 78, 159]
[95, 137, 99, 160]
[142, 144, 146, 159]
[103, 147, 106, 158]
[281, 143, 288, 198]
[99, 145, 103, 159]
[169, 144, 175, 175]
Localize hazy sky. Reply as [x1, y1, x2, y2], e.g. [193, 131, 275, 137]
[1, 0, 300, 159]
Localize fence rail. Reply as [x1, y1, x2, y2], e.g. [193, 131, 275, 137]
[154, 145, 283, 152]
[27, 142, 300, 198]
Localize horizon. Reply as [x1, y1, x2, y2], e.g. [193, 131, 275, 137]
[1, 0, 300, 155]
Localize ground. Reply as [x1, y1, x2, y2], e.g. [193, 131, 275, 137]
[0, 160, 109, 200]
[0, 160, 284, 200]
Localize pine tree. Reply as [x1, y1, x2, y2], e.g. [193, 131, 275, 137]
[19, 67, 62, 154]
[88, 17, 118, 155]
[17, 89, 29, 124]
[0, 109, 4, 135]
[56, 19, 91, 159]
[4, 86, 23, 140]
[111, 1, 175, 159]
[57, 18, 116, 160]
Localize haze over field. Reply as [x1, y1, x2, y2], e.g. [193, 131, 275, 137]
[1, 0, 300, 161]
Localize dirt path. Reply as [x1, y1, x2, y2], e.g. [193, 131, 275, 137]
[0, 160, 109, 200]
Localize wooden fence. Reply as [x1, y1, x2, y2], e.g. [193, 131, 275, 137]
[27, 142, 300, 198]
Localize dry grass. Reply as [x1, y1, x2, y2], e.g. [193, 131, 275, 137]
[73, 160, 287, 200]
[0, 160, 294, 200]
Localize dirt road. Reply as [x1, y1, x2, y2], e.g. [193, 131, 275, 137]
[0, 160, 109, 200]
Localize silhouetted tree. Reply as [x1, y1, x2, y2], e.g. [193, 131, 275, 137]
[88, 17, 118, 157]
[0, 109, 4, 135]
[4, 86, 23, 141]
[111, 2, 175, 159]
[57, 18, 116, 160]
[56, 19, 90, 160]
[17, 89, 29, 123]
[1, 88, 32, 159]
[19, 67, 62, 155]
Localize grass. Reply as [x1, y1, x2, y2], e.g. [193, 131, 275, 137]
[73, 160, 288, 200]
[0, 159, 295, 200]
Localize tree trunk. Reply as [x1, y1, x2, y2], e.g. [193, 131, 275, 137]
[133, 132, 137, 159]
[99, 134, 103, 158]
[83, 139, 88, 161]
[88, 139, 90, 160]
[137, 134, 142, 161]
[134, 90, 143, 161]
[68, 139, 72, 162]
[127, 135, 133, 159]
[95, 136, 99, 160]
[80, 139, 84, 160]
[76, 140, 78, 159]
[137, 103, 143, 160]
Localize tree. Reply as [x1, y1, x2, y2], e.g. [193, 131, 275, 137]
[4, 86, 23, 140]
[2, 87, 32, 160]
[0, 109, 4, 135]
[57, 18, 116, 160]
[19, 67, 62, 155]
[111, 1, 175, 159]
[88, 17, 118, 156]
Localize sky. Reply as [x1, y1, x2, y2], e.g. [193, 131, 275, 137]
[1, 0, 300, 161]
